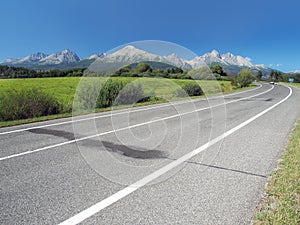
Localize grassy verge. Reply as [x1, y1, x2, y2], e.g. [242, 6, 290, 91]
[0, 77, 255, 128]
[280, 82, 300, 89]
[255, 96, 300, 223]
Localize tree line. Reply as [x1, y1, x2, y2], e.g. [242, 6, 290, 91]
[0, 65, 85, 78]
[109, 63, 230, 81]
[1, 63, 298, 84]
[0, 63, 231, 80]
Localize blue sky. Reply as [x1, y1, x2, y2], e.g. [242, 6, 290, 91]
[1, 0, 300, 72]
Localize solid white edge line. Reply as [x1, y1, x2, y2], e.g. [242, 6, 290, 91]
[58, 85, 292, 225]
[0, 84, 263, 136]
[0, 85, 273, 162]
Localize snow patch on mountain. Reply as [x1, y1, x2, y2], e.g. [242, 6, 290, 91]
[88, 53, 106, 60]
[163, 53, 192, 68]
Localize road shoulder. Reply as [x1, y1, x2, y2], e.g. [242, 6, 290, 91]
[254, 84, 300, 225]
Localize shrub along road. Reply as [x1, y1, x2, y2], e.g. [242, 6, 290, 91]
[0, 83, 299, 224]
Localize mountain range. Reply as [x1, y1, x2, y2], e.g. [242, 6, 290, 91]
[289, 70, 300, 74]
[0, 46, 273, 75]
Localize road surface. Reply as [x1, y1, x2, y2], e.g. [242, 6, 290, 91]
[0, 83, 299, 225]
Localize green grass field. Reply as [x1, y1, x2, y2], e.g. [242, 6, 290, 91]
[0, 77, 249, 127]
[0, 77, 81, 107]
[0, 77, 235, 107]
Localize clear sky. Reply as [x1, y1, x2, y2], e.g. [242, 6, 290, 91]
[1, 0, 300, 72]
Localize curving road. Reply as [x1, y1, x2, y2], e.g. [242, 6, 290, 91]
[0, 83, 300, 225]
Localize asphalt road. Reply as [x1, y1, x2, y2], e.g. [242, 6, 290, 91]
[0, 83, 300, 225]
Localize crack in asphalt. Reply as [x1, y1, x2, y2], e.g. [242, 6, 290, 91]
[185, 161, 268, 178]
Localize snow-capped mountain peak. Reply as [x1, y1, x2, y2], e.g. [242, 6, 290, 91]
[39, 49, 80, 65]
[2, 52, 48, 64]
[210, 49, 221, 58]
[195, 49, 227, 65]
[3, 58, 19, 64]
[163, 53, 188, 67]
[289, 70, 300, 74]
[220, 52, 254, 67]
[255, 64, 268, 70]
[221, 52, 234, 59]
[165, 53, 180, 60]
[19, 52, 48, 63]
[105, 45, 163, 63]
[110, 45, 157, 58]
[88, 45, 165, 71]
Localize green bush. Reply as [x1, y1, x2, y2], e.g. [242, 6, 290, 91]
[220, 83, 233, 93]
[176, 82, 204, 97]
[115, 82, 147, 105]
[75, 81, 100, 110]
[0, 88, 61, 121]
[75, 79, 149, 110]
[237, 69, 254, 88]
[97, 79, 125, 108]
[96, 79, 148, 107]
[230, 76, 239, 88]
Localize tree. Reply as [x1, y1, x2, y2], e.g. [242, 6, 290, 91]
[115, 65, 132, 76]
[120, 65, 132, 73]
[135, 63, 152, 73]
[256, 70, 263, 81]
[171, 67, 184, 74]
[210, 64, 226, 76]
[115, 82, 146, 105]
[237, 69, 254, 88]
[274, 71, 283, 81]
[176, 83, 204, 97]
[269, 70, 276, 81]
[269, 70, 283, 81]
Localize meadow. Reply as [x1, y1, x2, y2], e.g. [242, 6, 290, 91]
[0, 77, 235, 106]
[0, 77, 246, 126]
[280, 82, 300, 89]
